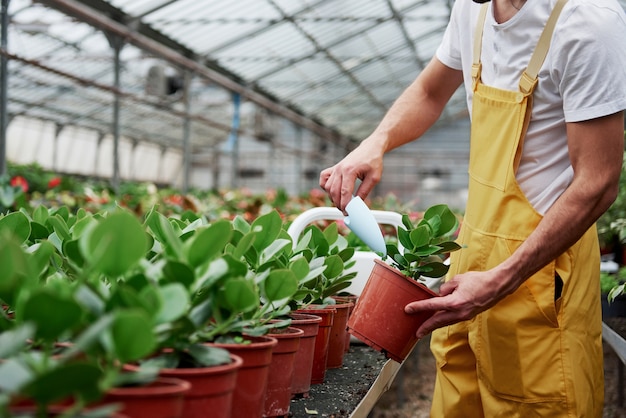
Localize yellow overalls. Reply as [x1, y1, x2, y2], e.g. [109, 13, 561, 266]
[430, 1, 604, 416]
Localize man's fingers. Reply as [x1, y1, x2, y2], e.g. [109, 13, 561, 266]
[404, 295, 449, 314]
[415, 310, 461, 339]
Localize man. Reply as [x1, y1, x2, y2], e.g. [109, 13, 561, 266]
[319, 0, 626, 416]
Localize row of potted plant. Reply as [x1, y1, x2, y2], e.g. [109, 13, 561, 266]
[0, 200, 367, 417]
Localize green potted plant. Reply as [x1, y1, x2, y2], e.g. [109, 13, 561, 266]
[347, 204, 462, 363]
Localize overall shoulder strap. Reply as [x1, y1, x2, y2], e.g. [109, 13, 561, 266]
[519, 0, 569, 93]
[471, 3, 490, 88]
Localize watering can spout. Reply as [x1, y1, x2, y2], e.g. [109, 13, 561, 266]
[344, 196, 387, 256]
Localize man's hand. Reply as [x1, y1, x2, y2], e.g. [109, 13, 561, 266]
[319, 138, 384, 212]
[405, 269, 515, 339]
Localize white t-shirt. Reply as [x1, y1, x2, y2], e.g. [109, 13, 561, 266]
[436, 0, 626, 214]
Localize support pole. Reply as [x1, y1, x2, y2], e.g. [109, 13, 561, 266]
[228, 93, 241, 189]
[0, 0, 10, 176]
[182, 71, 192, 193]
[109, 34, 124, 194]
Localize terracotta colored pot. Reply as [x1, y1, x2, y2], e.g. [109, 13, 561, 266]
[325, 301, 354, 369]
[295, 306, 336, 384]
[101, 377, 191, 418]
[347, 259, 438, 363]
[263, 326, 304, 417]
[287, 313, 322, 397]
[126, 353, 243, 418]
[209, 335, 277, 418]
[333, 295, 358, 353]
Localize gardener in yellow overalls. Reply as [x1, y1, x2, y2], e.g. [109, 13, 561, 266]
[320, 0, 626, 416]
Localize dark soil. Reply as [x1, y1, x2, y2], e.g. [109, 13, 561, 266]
[289, 345, 388, 417]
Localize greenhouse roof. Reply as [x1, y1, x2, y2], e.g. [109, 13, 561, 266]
[3, 0, 466, 151]
[4, 0, 626, 153]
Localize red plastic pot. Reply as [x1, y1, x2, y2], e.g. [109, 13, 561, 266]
[125, 354, 243, 418]
[209, 335, 277, 418]
[288, 313, 322, 397]
[263, 326, 304, 417]
[101, 377, 191, 418]
[325, 301, 354, 369]
[333, 295, 358, 353]
[347, 259, 438, 363]
[295, 306, 336, 384]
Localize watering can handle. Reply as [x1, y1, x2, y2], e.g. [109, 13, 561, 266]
[286, 207, 403, 249]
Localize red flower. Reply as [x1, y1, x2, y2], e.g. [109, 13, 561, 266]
[48, 177, 61, 189]
[10, 176, 28, 193]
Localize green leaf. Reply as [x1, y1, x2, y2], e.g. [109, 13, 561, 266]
[434, 241, 462, 254]
[82, 211, 148, 277]
[47, 214, 71, 241]
[263, 269, 298, 302]
[250, 210, 283, 252]
[162, 260, 195, 289]
[424, 204, 459, 237]
[0, 212, 31, 244]
[187, 343, 232, 367]
[28, 221, 49, 241]
[323, 255, 344, 279]
[232, 215, 251, 234]
[397, 227, 412, 251]
[218, 278, 259, 313]
[289, 257, 310, 281]
[409, 225, 431, 249]
[187, 220, 232, 268]
[401, 214, 413, 231]
[24, 362, 103, 404]
[110, 309, 157, 363]
[322, 222, 339, 245]
[32, 205, 49, 225]
[418, 262, 450, 278]
[0, 236, 32, 305]
[21, 289, 84, 342]
[259, 239, 291, 266]
[26, 241, 56, 278]
[146, 211, 183, 259]
[155, 283, 190, 325]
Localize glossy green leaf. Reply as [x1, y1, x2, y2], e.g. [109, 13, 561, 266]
[424, 204, 459, 237]
[47, 214, 71, 241]
[289, 257, 310, 281]
[82, 211, 148, 277]
[32, 205, 49, 225]
[28, 221, 49, 241]
[219, 278, 259, 313]
[0, 235, 31, 304]
[162, 260, 195, 288]
[187, 219, 232, 268]
[24, 362, 103, 404]
[250, 210, 283, 252]
[146, 211, 183, 259]
[0, 212, 31, 244]
[110, 309, 157, 363]
[259, 238, 291, 266]
[264, 269, 298, 302]
[187, 343, 231, 367]
[409, 225, 431, 249]
[323, 254, 344, 279]
[155, 283, 189, 324]
[21, 290, 83, 341]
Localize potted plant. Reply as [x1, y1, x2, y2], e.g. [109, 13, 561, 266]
[347, 204, 462, 363]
